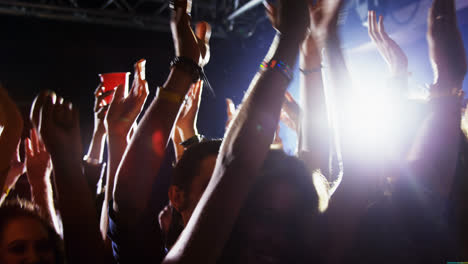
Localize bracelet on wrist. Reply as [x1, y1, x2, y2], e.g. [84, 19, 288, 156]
[299, 65, 323, 75]
[170, 56, 215, 96]
[83, 155, 102, 166]
[157, 86, 186, 104]
[180, 134, 205, 149]
[260, 59, 293, 81]
[170, 56, 201, 83]
[429, 85, 464, 100]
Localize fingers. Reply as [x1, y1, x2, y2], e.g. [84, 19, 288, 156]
[195, 22, 212, 45]
[30, 128, 40, 154]
[264, 0, 276, 27]
[226, 98, 236, 118]
[135, 59, 146, 81]
[63, 102, 74, 127]
[368, 11, 379, 42]
[132, 59, 149, 98]
[94, 84, 104, 96]
[170, 0, 190, 26]
[39, 92, 55, 133]
[96, 105, 109, 119]
[284, 91, 294, 103]
[24, 138, 33, 158]
[111, 84, 126, 105]
[30, 91, 49, 129]
[95, 90, 115, 110]
[193, 80, 203, 103]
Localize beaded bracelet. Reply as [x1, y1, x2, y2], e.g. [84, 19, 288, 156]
[260, 59, 293, 81]
[157, 87, 185, 104]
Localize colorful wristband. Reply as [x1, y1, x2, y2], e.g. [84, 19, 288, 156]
[260, 59, 293, 81]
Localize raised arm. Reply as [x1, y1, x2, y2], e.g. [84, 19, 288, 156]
[0, 85, 24, 199]
[164, 0, 309, 262]
[38, 92, 106, 264]
[24, 128, 61, 234]
[84, 85, 114, 200]
[112, 0, 211, 224]
[407, 0, 467, 197]
[100, 59, 148, 239]
[298, 0, 329, 177]
[172, 80, 203, 162]
[368, 11, 409, 96]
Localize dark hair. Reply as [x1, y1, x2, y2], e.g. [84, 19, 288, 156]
[219, 149, 327, 263]
[171, 139, 222, 194]
[0, 199, 65, 264]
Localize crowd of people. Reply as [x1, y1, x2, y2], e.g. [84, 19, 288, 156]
[1, 0, 467, 263]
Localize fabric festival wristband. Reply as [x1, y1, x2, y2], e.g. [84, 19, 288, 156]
[170, 56, 216, 97]
[170, 56, 202, 83]
[260, 59, 293, 81]
[157, 87, 185, 104]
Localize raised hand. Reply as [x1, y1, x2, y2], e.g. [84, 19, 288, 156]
[38, 92, 82, 162]
[105, 59, 149, 138]
[93, 84, 114, 136]
[3, 142, 25, 192]
[368, 11, 408, 77]
[427, 0, 467, 92]
[170, 0, 211, 66]
[25, 128, 52, 186]
[307, 0, 344, 44]
[175, 80, 203, 139]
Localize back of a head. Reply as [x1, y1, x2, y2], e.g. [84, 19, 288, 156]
[172, 139, 222, 194]
[219, 149, 325, 264]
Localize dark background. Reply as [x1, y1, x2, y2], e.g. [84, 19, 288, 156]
[1, 0, 468, 148]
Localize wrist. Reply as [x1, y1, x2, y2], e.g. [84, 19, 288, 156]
[274, 35, 302, 67]
[163, 67, 194, 96]
[29, 178, 51, 192]
[176, 126, 197, 142]
[92, 126, 106, 138]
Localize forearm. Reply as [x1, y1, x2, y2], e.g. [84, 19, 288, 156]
[407, 96, 462, 197]
[85, 130, 106, 163]
[30, 176, 61, 235]
[51, 157, 105, 264]
[172, 126, 196, 163]
[323, 35, 352, 113]
[0, 116, 23, 190]
[113, 68, 192, 221]
[299, 55, 329, 174]
[99, 134, 127, 239]
[84, 131, 106, 196]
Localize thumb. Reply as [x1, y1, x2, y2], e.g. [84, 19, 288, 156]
[226, 98, 236, 117]
[111, 84, 125, 104]
[24, 138, 33, 158]
[263, 1, 276, 27]
[196, 21, 212, 44]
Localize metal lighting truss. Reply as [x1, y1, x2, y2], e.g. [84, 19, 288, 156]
[0, 0, 270, 38]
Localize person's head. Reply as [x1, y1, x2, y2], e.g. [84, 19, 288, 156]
[169, 139, 222, 226]
[219, 149, 328, 264]
[0, 199, 64, 264]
